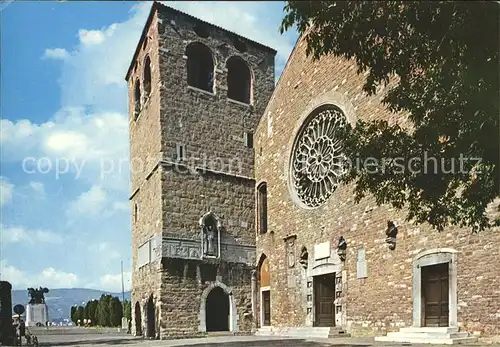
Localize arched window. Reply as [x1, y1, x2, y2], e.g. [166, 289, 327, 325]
[134, 79, 141, 118]
[257, 182, 267, 234]
[143, 56, 152, 99]
[186, 42, 214, 93]
[227, 56, 251, 104]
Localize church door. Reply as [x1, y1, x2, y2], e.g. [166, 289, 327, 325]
[262, 290, 271, 326]
[314, 273, 335, 327]
[422, 263, 449, 327]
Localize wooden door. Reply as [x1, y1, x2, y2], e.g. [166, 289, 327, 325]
[422, 263, 449, 327]
[262, 290, 271, 326]
[314, 274, 335, 327]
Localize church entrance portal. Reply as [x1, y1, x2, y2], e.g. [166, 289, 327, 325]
[314, 273, 335, 327]
[134, 301, 142, 336]
[146, 296, 155, 338]
[205, 287, 229, 332]
[422, 262, 449, 327]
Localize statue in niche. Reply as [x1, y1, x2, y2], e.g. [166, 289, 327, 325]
[202, 217, 219, 257]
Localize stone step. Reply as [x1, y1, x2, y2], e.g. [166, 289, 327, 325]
[375, 335, 478, 345]
[328, 327, 351, 338]
[399, 326, 459, 334]
[255, 327, 333, 338]
[386, 331, 470, 339]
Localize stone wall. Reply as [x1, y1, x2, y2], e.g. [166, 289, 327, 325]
[161, 167, 256, 245]
[156, 4, 276, 179]
[159, 259, 254, 338]
[130, 168, 163, 336]
[127, 8, 162, 192]
[128, 3, 276, 339]
[254, 36, 500, 337]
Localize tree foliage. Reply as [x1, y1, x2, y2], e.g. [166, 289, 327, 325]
[123, 300, 132, 321]
[281, 1, 499, 232]
[70, 306, 77, 324]
[72, 296, 124, 327]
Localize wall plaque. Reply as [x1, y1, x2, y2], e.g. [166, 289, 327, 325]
[356, 248, 367, 279]
[314, 241, 330, 260]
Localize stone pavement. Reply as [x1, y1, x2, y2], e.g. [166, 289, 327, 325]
[34, 333, 498, 347]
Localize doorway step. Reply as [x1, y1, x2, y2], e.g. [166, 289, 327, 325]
[255, 327, 349, 339]
[374, 327, 477, 345]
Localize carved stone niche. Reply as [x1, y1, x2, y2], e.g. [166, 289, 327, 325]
[199, 211, 223, 258]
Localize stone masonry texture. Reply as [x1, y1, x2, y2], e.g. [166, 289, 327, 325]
[254, 34, 500, 338]
[127, 3, 275, 340]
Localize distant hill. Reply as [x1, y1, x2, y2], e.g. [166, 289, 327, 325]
[12, 288, 131, 321]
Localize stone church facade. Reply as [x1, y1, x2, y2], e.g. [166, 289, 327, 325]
[253, 33, 500, 343]
[127, 3, 500, 343]
[126, 3, 275, 339]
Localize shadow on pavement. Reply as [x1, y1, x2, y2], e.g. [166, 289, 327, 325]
[39, 338, 141, 346]
[181, 342, 369, 347]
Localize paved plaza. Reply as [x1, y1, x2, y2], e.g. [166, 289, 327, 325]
[30, 331, 495, 347]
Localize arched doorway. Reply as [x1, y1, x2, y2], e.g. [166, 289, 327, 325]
[258, 254, 271, 327]
[146, 296, 155, 338]
[205, 287, 229, 332]
[134, 301, 142, 336]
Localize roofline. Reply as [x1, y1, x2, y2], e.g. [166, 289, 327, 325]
[125, 2, 157, 82]
[256, 32, 303, 132]
[125, 1, 278, 81]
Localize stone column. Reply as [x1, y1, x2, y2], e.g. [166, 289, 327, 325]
[251, 270, 257, 325]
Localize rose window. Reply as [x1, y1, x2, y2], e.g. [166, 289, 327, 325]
[290, 106, 347, 208]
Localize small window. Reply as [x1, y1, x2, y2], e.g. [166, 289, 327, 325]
[186, 42, 214, 93]
[245, 132, 253, 148]
[143, 36, 148, 50]
[257, 182, 267, 234]
[227, 56, 251, 104]
[176, 143, 186, 161]
[134, 202, 138, 222]
[143, 56, 152, 99]
[134, 80, 141, 119]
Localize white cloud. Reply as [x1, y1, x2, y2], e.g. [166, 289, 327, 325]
[67, 185, 107, 217]
[98, 271, 132, 293]
[42, 48, 69, 60]
[1, 225, 64, 244]
[112, 201, 129, 212]
[29, 181, 45, 195]
[0, 177, 14, 206]
[78, 29, 106, 45]
[2, 262, 79, 289]
[0, 110, 130, 192]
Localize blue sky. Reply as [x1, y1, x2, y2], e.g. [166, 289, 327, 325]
[0, 1, 297, 292]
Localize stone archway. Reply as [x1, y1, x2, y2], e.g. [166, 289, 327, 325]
[412, 248, 458, 328]
[206, 287, 229, 331]
[198, 282, 238, 333]
[146, 295, 155, 338]
[134, 301, 142, 336]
